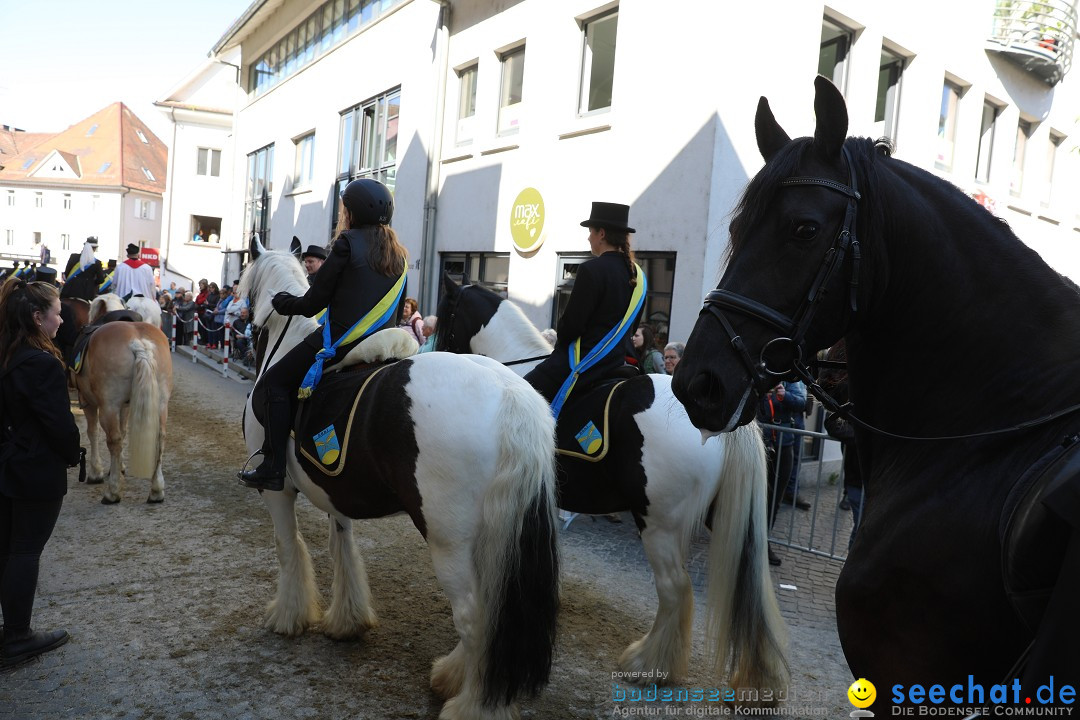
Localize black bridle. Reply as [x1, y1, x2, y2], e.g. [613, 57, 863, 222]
[699, 146, 1080, 442]
[702, 146, 861, 400]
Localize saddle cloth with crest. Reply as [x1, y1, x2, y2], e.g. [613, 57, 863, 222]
[292, 361, 396, 477]
[555, 379, 626, 462]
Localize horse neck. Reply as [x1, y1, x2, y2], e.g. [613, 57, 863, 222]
[260, 312, 317, 374]
[850, 164, 1080, 433]
[470, 300, 552, 366]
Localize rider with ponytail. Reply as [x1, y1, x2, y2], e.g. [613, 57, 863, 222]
[524, 202, 644, 407]
[0, 279, 81, 668]
[239, 179, 407, 491]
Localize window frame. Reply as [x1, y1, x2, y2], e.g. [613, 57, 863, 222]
[293, 132, 316, 189]
[578, 9, 619, 116]
[1042, 130, 1065, 207]
[455, 62, 479, 146]
[244, 143, 275, 247]
[440, 251, 511, 302]
[1010, 119, 1035, 197]
[874, 46, 905, 141]
[497, 44, 526, 136]
[333, 88, 400, 235]
[818, 17, 854, 96]
[975, 99, 1002, 184]
[197, 147, 222, 177]
[936, 80, 963, 172]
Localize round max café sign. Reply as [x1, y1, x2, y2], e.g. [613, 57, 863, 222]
[509, 187, 545, 253]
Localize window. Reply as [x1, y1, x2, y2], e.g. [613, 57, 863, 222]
[191, 215, 222, 244]
[1010, 119, 1035, 196]
[34, 192, 43, 208]
[335, 89, 399, 232]
[294, 133, 316, 188]
[976, 100, 1001, 184]
[818, 18, 853, 95]
[197, 148, 222, 177]
[579, 10, 618, 114]
[456, 64, 478, 145]
[22, 158, 35, 170]
[874, 47, 904, 141]
[63, 193, 72, 210]
[32, 232, 41, 244]
[244, 144, 275, 246]
[4, 230, 12, 245]
[134, 198, 156, 220]
[249, 0, 406, 96]
[92, 194, 100, 211]
[498, 46, 526, 135]
[5, 190, 13, 206]
[97, 161, 111, 174]
[60, 233, 70, 250]
[552, 252, 676, 344]
[142, 167, 156, 181]
[1043, 131, 1065, 206]
[86, 124, 98, 137]
[441, 252, 510, 299]
[936, 81, 962, 172]
[136, 129, 149, 144]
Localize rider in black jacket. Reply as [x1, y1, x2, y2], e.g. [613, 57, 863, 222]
[239, 179, 407, 491]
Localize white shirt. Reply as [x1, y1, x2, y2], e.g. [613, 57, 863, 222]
[113, 258, 156, 299]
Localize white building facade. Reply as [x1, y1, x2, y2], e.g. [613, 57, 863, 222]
[203, 0, 1079, 343]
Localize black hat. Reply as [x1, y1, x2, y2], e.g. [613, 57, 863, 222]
[340, 178, 393, 226]
[580, 202, 635, 233]
[107, 259, 117, 270]
[302, 244, 327, 260]
[126, 243, 140, 257]
[35, 267, 58, 285]
[86, 235, 99, 247]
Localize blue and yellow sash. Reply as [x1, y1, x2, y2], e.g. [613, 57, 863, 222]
[550, 263, 646, 419]
[297, 268, 408, 399]
[66, 263, 85, 281]
[98, 270, 114, 293]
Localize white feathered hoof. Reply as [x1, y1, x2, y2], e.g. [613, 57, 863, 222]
[430, 651, 467, 700]
[146, 491, 164, 504]
[263, 598, 320, 637]
[321, 606, 377, 641]
[438, 689, 519, 720]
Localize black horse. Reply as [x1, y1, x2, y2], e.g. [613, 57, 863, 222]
[673, 77, 1080, 709]
[61, 260, 105, 301]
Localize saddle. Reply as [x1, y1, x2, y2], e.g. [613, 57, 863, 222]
[1000, 432, 1080, 682]
[556, 379, 627, 462]
[69, 309, 142, 373]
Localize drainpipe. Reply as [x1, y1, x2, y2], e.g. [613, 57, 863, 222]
[163, 107, 178, 273]
[419, 0, 451, 313]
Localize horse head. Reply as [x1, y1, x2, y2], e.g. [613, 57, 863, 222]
[673, 76, 867, 434]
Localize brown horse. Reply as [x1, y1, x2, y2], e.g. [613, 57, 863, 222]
[70, 319, 173, 504]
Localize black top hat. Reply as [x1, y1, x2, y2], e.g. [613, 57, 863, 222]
[86, 235, 99, 247]
[107, 259, 117, 270]
[126, 243, 140, 257]
[35, 266, 58, 285]
[302, 244, 327, 260]
[580, 202, 635, 233]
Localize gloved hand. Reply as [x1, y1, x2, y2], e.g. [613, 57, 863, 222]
[271, 291, 295, 315]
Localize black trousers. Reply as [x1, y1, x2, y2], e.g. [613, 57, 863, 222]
[765, 444, 794, 530]
[0, 494, 64, 633]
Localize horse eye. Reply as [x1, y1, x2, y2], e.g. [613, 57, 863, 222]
[793, 222, 819, 240]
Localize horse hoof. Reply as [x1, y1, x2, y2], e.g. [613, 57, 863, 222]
[100, 495, 121, 505]
[146, 496, 164, 504]
[85, 477, 104, 485]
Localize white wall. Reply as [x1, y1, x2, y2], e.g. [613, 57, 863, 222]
[0, 184, 124, 262]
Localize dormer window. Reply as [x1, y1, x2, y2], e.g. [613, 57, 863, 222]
[142, 167, 155, 181]
[97, 161, 111, 174]
[136, 129, 149, 144]
[21, 158, 35, 169]
[86, 124, 98, 137]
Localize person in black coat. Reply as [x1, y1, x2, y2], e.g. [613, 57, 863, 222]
[524, 202, 643, 412]
[238, 178, 406, 491]
[0, 278, 81, 668]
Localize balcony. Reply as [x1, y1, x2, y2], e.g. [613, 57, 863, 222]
[987, 0, 1077, 85]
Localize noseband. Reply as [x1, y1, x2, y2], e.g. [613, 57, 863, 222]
[701, 146, 861, 396]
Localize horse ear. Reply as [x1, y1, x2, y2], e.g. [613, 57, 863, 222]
[249, 232, 265, 259]
[755, 96, 791, 163]
[812, 75, 848, 159]
[442, 272, 460, 295]
[290, 236, 302, 259]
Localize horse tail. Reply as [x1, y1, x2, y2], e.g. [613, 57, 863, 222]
[474, 378, 559, 707]
[127, 338, 162, 479]
[704, 422, 789, 702]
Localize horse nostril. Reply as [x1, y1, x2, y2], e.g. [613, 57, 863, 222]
[685, 372, 724, 410]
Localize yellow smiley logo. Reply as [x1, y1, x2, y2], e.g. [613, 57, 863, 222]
[847, 678, 876, 709]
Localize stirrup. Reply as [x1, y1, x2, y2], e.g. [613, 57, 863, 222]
[236, 451, 285, 491]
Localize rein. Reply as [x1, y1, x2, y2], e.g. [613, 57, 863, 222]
[700, 145, 1080, 442]
[258, 314, 293, 378]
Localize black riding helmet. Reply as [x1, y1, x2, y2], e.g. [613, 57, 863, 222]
[340, 178, 393, 226]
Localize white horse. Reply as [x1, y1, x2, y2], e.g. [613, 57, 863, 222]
[239, 242, 560, 720]
[436, 277, 789, 701]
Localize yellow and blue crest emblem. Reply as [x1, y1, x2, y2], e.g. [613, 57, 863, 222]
[575, 420, 603, 455]
[313, 424, 341, 465]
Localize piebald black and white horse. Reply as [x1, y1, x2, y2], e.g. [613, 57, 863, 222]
[436, 277, 788, 700]
[239, 242, 560, 720]
[674, 77, 1080, 709]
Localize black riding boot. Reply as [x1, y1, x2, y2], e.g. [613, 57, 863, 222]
[238, 393, 291, 491]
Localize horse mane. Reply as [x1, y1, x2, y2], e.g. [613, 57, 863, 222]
[238, 249, 309, 328]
